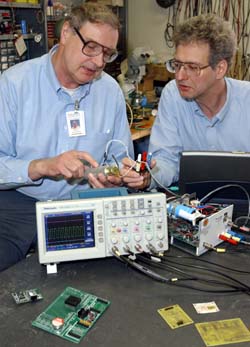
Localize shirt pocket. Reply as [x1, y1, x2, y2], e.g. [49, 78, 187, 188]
[75, 132, 112, 163]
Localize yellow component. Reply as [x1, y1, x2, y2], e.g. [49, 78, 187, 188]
[216, 248, 226, 253]
[195, 318, 250, 346]
[158, 304, 193, 329]
[232, 236, 240, 242]
[104, 166, 120, 177]
[79, 319, 91, 327]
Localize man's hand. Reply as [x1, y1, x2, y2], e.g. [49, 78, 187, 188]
[120, 157, 156, 190]
[28, 150, 98, 181]
[87, 172, 123, 189]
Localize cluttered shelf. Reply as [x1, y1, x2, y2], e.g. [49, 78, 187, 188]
[127, 88, 158, 141]
[124, 63, 174, 141]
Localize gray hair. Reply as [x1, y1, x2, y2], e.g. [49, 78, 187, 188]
[65, 2, 120, 31]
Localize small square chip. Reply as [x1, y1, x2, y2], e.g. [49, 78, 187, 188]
[65, 295, 81, 307]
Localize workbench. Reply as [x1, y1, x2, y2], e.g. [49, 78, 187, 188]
[1, 246, 250, 347]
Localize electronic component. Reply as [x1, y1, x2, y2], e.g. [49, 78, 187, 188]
[167, 197, 233, 256]
[32, 287, 110, 344]
[12, 288, 43, 304]
[36, 193, 168, 273]
[158, 304, 194, 329]
[83, 165, 120, 178]
[65, 295, 81, 308]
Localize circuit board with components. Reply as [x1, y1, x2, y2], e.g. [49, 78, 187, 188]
[12, 288, 43, 304]
[32, 287, 110, 344]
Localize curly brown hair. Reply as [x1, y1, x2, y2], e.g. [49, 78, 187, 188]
[173, 14, 236, 69]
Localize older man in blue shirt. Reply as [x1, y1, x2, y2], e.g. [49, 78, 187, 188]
[0, 3, 143, 271]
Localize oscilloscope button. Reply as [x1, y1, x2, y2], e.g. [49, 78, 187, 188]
[146, 233, 153, 241]
[157, 232, 164, 240]
[134, 234, 141, 242]
[111, 237, 118, 244]
[123, 235, 130, 243]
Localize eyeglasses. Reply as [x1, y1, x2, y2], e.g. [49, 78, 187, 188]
[166, 59, 211, 76]
[73, 27, 118, 63]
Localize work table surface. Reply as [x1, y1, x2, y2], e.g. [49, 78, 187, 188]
[1, 247, 250, 347]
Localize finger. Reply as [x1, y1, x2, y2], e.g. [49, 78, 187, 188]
[88, 173, 105, 188]
[120, 167, 140, 178]
[122, 176, 144, 186]
[106, 175, 122, 186]
[96, 173, 117, 188]
[77, 151, 99, 168]
[122, 157, 136, 167]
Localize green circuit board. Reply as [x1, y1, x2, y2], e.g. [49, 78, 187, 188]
[32, 287, 110, 344]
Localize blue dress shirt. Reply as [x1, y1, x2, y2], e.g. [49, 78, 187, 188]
[0, 46, 133, 200]
[149, 78, 250, 188]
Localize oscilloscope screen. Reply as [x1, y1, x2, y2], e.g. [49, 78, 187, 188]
[44, 212, 95, 251]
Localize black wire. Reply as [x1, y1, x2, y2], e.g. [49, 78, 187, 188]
[163, 253, 250, 274]
[159, 255, 250, 292]
[137, 254, 250, 294]
[113, 252, 170, 283]
[128, 251, 249, 294]
[164, 23, 175, 48]
[137, 255, 247, 293]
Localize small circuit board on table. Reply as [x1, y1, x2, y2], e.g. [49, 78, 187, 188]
[32, 286, 110, 344]
[12, 288, 43, 304]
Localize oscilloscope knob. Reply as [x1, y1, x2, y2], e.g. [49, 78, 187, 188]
[123, 235, 130, 243]
[146, 233, 153, 241]
[111, 237, 118, 244]
[134, 234, 141, 242]
[157, 232, 164, 240]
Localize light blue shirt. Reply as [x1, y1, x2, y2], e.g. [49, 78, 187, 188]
[149, 78, 250, 188]
[0, 46, 133, 200]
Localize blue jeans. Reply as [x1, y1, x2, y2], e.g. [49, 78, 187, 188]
[0, 190, 37, 271]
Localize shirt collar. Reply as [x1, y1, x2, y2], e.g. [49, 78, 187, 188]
[45, 44, 92, 99]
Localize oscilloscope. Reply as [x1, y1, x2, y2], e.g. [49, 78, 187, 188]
[36, 193, 168, 273]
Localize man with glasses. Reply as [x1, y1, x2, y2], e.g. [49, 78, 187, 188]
[0, 3, 142, 271]
[123, 14, 250, 191]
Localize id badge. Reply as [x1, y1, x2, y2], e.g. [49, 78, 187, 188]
[66, 110, 86, 137]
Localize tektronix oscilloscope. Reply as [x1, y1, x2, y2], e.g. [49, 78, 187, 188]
[36, 193, 168, 273]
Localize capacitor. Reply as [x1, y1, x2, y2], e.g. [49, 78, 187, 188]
[52, 317, 64, 330]
[174, 205, 196, 221]
[167, 203, 196, 221]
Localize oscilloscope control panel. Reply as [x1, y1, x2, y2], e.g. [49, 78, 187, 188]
[36, 193, 168, 270]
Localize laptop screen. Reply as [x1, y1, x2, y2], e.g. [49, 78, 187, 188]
[178, 151, 250, 218]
